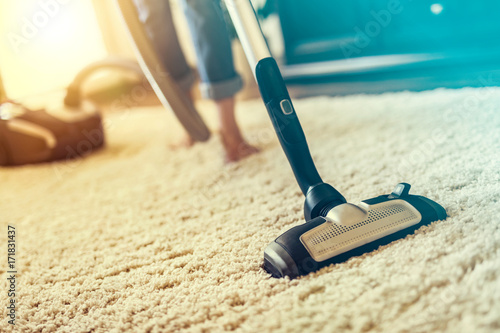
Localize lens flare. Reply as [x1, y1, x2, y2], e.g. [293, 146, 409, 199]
[0, 0, 106, 99]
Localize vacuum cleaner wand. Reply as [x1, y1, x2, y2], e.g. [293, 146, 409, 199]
[225, 0, 346, 217]
[225, 0, 447, 278]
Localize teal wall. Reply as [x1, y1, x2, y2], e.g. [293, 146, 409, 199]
[278, 0, 500, 64]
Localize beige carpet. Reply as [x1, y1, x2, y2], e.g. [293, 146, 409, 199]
[1, 87, 500, 332]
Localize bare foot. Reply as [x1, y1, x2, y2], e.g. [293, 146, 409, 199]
[221, 130, 259, 163]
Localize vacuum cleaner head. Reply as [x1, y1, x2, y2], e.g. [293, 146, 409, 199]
[264, 183, 447, 278]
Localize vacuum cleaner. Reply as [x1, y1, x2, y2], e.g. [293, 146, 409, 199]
[0, 61, 109, 166]
[225, 0, 447, 278]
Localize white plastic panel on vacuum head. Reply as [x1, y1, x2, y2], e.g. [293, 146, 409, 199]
[300, 200, 422, 262]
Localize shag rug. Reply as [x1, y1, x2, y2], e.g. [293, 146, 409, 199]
[1, 87, 499, 332]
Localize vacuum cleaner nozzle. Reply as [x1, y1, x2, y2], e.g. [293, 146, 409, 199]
[222, 0, 448, 279]
[264, 183, 447, 278]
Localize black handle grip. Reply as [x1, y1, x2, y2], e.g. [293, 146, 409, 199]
[255, 58, 322, 194]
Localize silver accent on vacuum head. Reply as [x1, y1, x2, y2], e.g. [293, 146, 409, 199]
[300, 200, 422, 262]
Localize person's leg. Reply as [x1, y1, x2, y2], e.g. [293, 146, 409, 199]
[216, 97, 259, 162]
[181, 0, 258, 162]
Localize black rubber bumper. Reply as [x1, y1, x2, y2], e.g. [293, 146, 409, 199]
[264, 241, 300, 278]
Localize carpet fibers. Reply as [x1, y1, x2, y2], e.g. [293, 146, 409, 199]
[1, 88, 499, 332]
